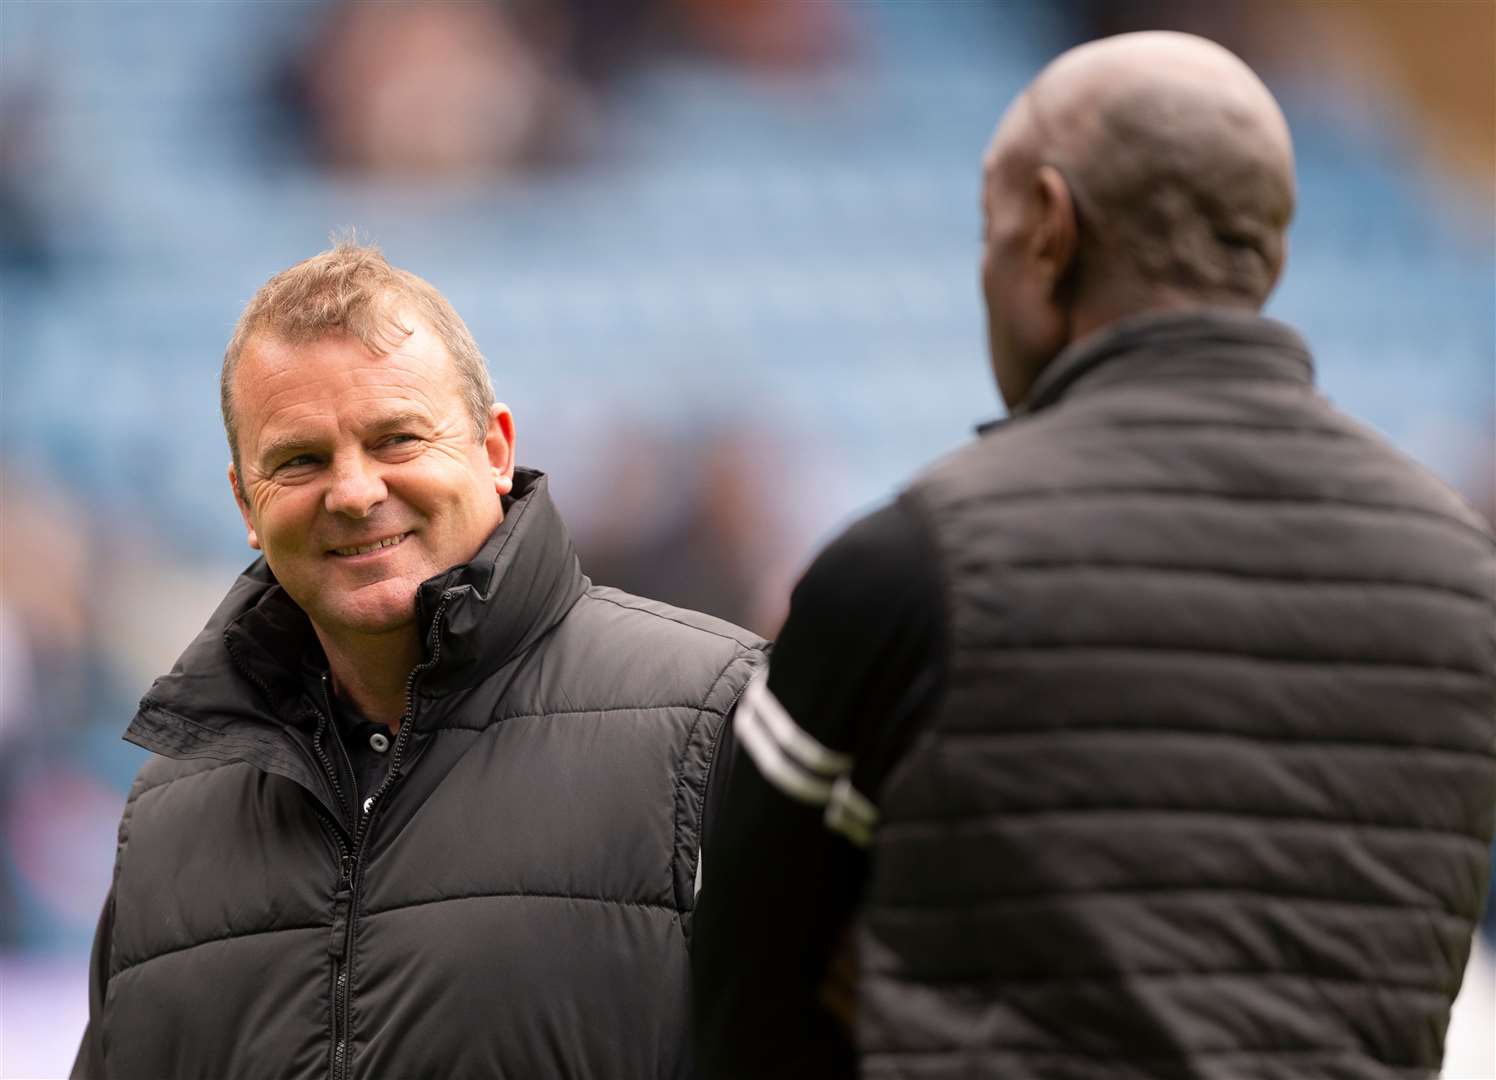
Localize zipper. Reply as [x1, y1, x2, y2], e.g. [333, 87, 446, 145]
[329, 590, 454, 1080]
[321, 673, 362, 813]
[312, 803, 353, 880]
[311, 700, 352, 825]
[324, 810, 353, 1080]
[307, 688, 355, 1080]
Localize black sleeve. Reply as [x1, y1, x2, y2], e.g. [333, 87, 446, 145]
[72, 889, 114, 1080]
[692, 499, 942, 1079]
[765, 496, 943, 798]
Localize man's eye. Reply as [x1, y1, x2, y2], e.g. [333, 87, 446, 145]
[382, 434, 418, 447]
[278, 455, 319, 470]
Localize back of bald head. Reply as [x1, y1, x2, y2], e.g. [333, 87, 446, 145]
[1023, 32, 1296, 310]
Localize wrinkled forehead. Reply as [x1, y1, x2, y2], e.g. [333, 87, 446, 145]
[236, 316, 461, 415]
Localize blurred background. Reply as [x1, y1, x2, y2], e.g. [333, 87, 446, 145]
[1, 1, 1492, 1075]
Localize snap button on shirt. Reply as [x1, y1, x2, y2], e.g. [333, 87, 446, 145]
[369, 731, 390, 753]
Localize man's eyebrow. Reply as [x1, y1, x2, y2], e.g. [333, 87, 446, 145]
[255, 434, 321, 469]
[364, 410, 433, 436]
[254, 411, 435, 470]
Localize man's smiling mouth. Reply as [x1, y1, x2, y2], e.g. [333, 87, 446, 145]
[329, 532, 411, 557]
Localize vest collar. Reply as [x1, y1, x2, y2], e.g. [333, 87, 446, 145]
[408, 466, 587, 699]
[1013, 308, 1315, 419]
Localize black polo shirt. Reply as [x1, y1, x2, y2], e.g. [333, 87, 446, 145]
[303, 665, 397, 815]
[329, 695, 396, 811]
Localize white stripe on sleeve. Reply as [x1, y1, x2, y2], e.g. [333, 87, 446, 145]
[735, 684, 838, 806]
[741, 672, 853, 778]
[824, 775, 879, 847]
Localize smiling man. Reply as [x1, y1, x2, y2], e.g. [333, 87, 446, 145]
[225, 297, 519, 731]
[72, 243, 765, 1080]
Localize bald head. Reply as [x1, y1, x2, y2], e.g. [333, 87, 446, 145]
[1031, 32, 1294, 302]
[980, 32, 1297, 405]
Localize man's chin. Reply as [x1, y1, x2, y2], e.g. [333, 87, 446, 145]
[313, 579, 422, 638]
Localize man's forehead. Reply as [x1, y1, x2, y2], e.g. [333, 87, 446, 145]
[239, 316, 452, 388]
[238, 327, 455, 428]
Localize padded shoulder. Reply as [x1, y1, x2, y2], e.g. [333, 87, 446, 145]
[549, 586, 766, 711]
[127, 753, 241, 806]
[582, 586, 768, 653]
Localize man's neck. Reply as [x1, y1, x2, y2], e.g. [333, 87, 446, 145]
[1072, 289, 1261, 344]
[314, 627, 423, 732]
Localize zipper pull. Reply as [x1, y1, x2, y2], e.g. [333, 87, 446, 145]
[339, 851, 352, 884]
[328, 884, 352, 956]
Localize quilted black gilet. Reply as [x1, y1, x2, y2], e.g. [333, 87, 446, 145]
[80, 469, 765, 1080]
[858, 312, 1496, 1080]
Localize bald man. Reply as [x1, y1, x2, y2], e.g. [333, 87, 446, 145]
[693, 32, 1496, 1079]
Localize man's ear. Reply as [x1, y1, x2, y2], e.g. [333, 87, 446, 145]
[228, 463, 262, 550]
[1031, 165, 1079, 302]
[485, 404, 516, 497]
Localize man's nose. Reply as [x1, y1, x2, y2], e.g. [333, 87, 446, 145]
[323, 454, 387, 519]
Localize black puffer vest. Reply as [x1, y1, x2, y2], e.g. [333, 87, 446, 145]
[859, 312, 1496, 1080]
[77, 469, 765, 1080]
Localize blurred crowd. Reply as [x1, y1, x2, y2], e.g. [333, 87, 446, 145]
[0, 1, 1492, 1073]
[274, 0, 850, 179]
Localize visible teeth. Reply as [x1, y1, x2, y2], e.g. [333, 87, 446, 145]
[334, 534, 406, 557]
